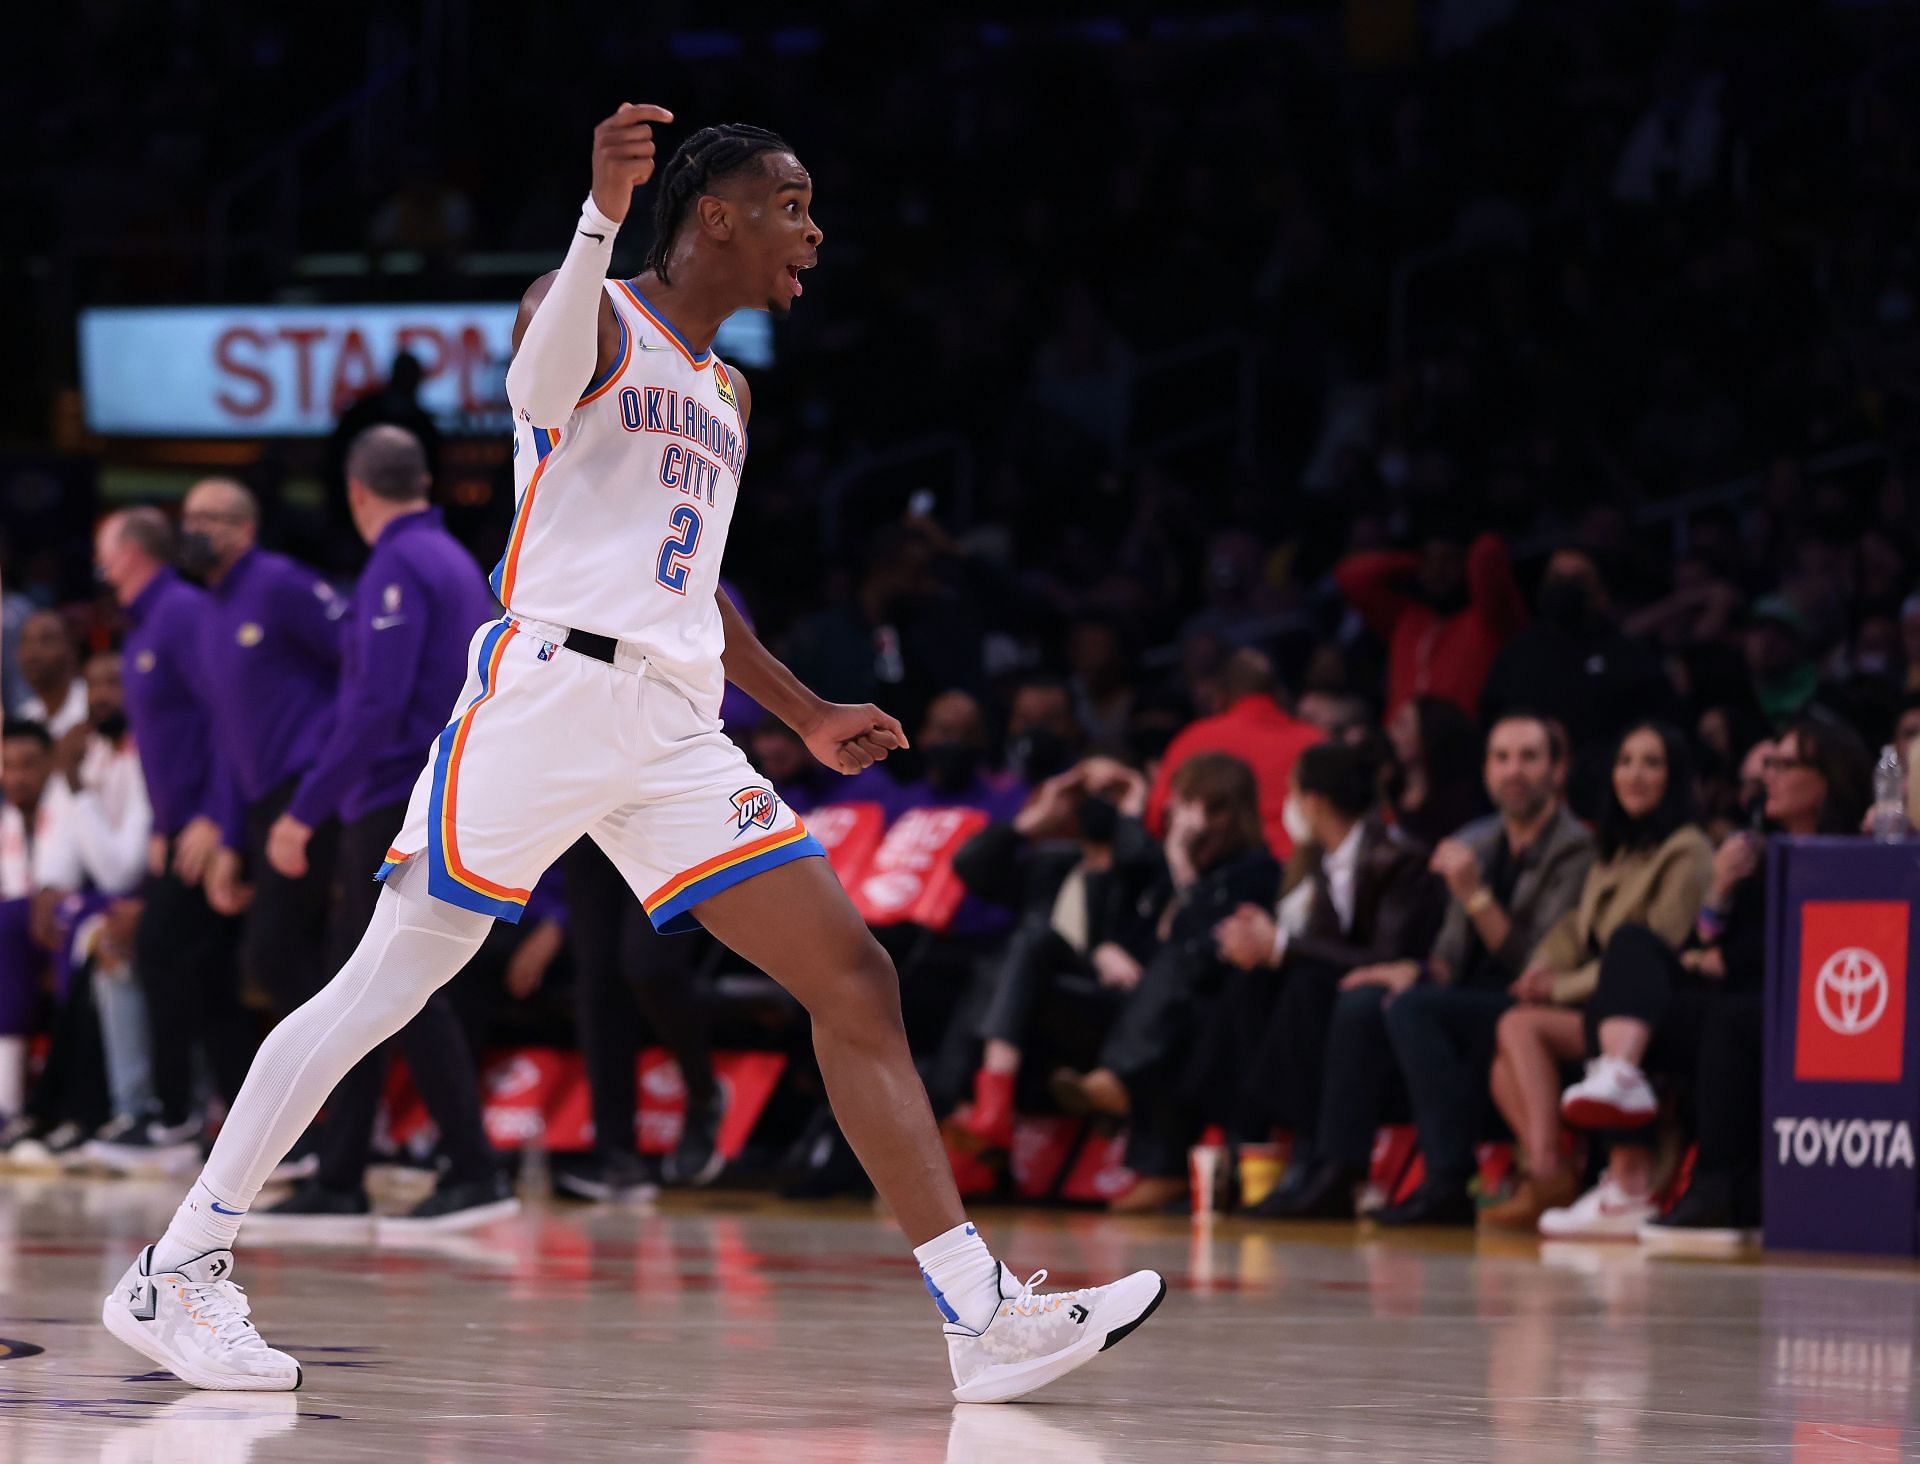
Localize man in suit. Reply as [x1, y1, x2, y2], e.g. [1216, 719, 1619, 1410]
[1364, 713, 1595, 1224]
[1213, 740, 1447, 1220]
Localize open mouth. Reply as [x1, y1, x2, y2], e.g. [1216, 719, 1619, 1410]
[786, 259, 815, 297]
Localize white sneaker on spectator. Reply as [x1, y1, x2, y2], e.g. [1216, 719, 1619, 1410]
[9, 1121, 88, 1171]
[1561, 1056, 1657, 1130]
[946, 1263, 1165, 1403]
[88, 1116, 205, 1177]
[1538, 1177, 1655, 1240]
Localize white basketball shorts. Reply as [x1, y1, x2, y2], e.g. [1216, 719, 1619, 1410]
[375, 615, 823, 932]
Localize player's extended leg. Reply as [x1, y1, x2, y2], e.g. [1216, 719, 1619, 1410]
[100, 862, 493, 1390]
[696, 853, 961, 1240]
[692, 856, 1166, 1403]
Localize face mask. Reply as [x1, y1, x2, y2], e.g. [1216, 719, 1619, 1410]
[177, 531, 221, 578]
[94, 710, 129, 741]
[923, 742, 982, 792]
[1282, 791, 1312, 847]
[1536, 576, 1592, 629]
[1007, 728, 1073, 784]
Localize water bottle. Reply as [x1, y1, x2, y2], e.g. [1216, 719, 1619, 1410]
[1873, 744, 1906, 842]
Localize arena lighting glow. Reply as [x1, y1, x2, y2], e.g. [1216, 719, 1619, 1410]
[77, 303, 773, 437]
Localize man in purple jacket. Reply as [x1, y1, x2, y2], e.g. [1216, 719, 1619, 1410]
[251, 427, 513, 1233]
[179, 478, 347, 1028]
[87, 509, 253, 1174]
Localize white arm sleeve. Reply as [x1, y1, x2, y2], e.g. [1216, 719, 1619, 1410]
[504, 195, 623, 428]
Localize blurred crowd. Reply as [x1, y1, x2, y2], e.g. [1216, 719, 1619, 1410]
[6, 3, 1920, 1245]
[0, 428, 1902, 1249]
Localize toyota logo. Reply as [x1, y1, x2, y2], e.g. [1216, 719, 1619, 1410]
[1815, 947, 1891, 1036]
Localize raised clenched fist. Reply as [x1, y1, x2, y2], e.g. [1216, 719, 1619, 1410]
[592, 103, 675, 224]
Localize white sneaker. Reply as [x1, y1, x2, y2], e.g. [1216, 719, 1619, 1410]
[1538, 1177, 1656, 1240]
[945, 1264, 1165, 1404]
[101, 1245, 302, 1391]
[1560, 1056, 1657, 1130]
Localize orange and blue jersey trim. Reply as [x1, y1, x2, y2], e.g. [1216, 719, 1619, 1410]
[576, 306, 630, 407]
[490, 428, 561, 604]
[373, 619, 534, 922]
[616, 280, 711, 371]
[643, 819, 826, 934]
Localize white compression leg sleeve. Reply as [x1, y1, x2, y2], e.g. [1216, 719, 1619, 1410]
[199, 863, 492, 1208]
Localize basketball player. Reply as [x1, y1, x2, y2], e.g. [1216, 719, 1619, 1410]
[103, 104, 1163, 1404]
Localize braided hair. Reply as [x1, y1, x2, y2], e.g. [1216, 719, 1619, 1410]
[643, 123, 792, 284]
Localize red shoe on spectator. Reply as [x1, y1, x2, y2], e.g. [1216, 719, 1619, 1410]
[947, 1069, 1017, 1155]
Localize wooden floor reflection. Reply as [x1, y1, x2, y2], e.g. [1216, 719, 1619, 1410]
[1, 1173, 1917, 1460]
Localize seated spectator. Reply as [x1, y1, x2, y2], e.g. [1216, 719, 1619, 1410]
[1295, 687, 1376, 739]
[1209, 741, 1446, 1220]
[749, 721, 840, 816]
[0, 723, 54, 1145]
[1334, 528, 1526, 720]
[14, 611, 87, 736]
[1003, 674, 1084, 787]
[1364, 714, 1598, 1225]
[1480, 549, 1676, 818]
[781, 522, 985, 734]
[844, 689, 1027, 824]
[1385, 695, 1486, 848]
[1579, 715, 1871, 1251]
[944, 757, 1164, 1155]
[32, 650, 154, 1153]
[1479, 722, 1713, 1235]
[1048, 753, 1279, 1212]
[1145, 648, 1323, 859]
[1064, 616, 1137, 758]
[1746, 595, 1820, 728]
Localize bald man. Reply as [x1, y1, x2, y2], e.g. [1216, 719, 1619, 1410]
[251, 425, 511, 1231]
[177, 478, 347, 1030]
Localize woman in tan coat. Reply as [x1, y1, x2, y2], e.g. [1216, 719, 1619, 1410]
[1481, 722, 1712, 1233]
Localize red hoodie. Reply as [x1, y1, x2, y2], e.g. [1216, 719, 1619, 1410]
[1334, 532, 1527, 720]
[1146, 694, 1325, 859]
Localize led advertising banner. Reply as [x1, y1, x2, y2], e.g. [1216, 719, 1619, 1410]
[78, 302, 774, 437]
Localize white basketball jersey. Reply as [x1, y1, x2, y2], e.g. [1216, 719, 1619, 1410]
[493, 279, 749, 717]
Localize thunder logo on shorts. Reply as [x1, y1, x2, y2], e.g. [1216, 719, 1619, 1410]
[729, 786, 779, 836]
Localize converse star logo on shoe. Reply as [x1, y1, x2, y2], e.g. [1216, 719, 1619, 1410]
[1070, 1304, 1089, 1325]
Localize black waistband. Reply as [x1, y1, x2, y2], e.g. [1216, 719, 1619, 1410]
[563, 628, 619, 664]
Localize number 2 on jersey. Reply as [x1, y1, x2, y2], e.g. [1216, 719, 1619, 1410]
[655, 504, 703, 595]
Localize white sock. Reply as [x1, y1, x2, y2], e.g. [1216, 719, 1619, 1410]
[0, 1034, 24, 1116]
[914, 1220, 1002, 1333]
[154, 1178, 249, 1271]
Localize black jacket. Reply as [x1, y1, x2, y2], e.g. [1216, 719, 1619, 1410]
[1284, 819, 1447, 975]
[952, 815, 1167, 961]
